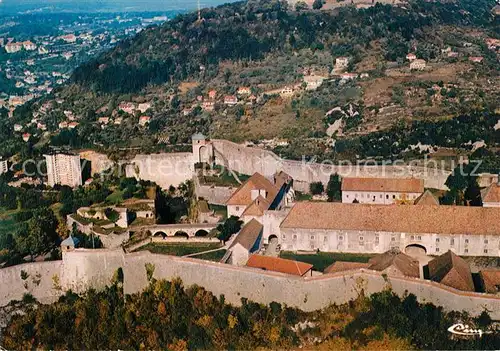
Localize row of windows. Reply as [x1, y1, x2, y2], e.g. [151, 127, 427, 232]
[435, 247, 489, 254]
[345, 193, 418, 200]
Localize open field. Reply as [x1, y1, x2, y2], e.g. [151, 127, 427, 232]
[136, 242, 222, 256]
[280, 251, 376, 272]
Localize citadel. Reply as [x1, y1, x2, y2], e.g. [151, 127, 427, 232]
[1, 134, 500, 317]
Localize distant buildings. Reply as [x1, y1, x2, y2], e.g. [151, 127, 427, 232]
[410, 59, 426, 70]
[406, 53, 417, 61]
[228, 219, 263, 266]
[224, 95, 238, 105]
[469, 56, 484, 63]
[341, 177, 424, 204]
[0, 159, 8, 175]
[303, 75, 325, 90]
[138, 116, 151, 126]
[44, 153, 83, 188]
[22, 41, 36, 51]
[5, 42, 22, 53]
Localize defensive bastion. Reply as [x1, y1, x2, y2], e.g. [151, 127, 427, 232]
[1, 249, 499, 319]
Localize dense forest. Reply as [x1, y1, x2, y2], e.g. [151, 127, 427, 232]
[71, 0, 497, 93]
[2, 277, 499, 349]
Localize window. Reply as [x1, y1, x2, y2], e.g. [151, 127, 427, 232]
[436, 248, 440, 252]
[411, 235, 415, 240]
[282, 234, 286, 239]
[392, 195, 396, 199]
[417, 236, 421, 240]
[359, 236, 364, 241]
[235, 206, 239, 211]
[391, 237, 396, 242]
[484, 239, 488, 244]
[293, 235, 297, 240]
[464, 248, 468, 253]
[484, 249, 488, 254]
[375, 236, 379, 244]
[450, 239, 455, 246]
[310, 235, 315, 240]
[379, 194, 382, 199]
[465, 239, 469, 244]
[324, 236, 328, 242]
[339, 235, 343, 241]
[436, 238, 440, 243]
[386, 195, 389, 199]
[346, 194, 349, 198]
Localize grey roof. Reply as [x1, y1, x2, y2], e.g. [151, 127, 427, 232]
[61, 235, 80, 247]
[229, 219, 263, 250]
[192, 133, 206, 140]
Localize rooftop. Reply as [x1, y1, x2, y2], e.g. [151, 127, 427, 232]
[414, 190, 440, 206]
[324, 261, 370, 274]
[427, 250, 474, 291]
[482, 183, 500, 203]
[280, 202, 500, 235]
[368, 251, 420, 278]
[341, 177, 424, 193]
[226, 172, 279, 207]
[479, 269, 500, 294]
[229, 219, 263, 250]
[246, 255, 313, 276]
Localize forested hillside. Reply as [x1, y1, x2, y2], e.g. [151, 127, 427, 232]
[3, 0, 499, 169]
[72, 0, 496, 93]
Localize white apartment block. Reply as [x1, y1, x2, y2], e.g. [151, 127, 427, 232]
[341, 177, 424, 205]
[44, 154, 82, 188]
[0, 159, 8, 175]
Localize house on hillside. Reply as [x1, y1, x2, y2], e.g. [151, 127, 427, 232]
[406, 53, 417, 61]
[341, 177, 424, 204]
[427, 250, 474, 291]
[469, 56, 484, 63]
[237, 87, 251, 95]
[224, 95, 238, 105]
[138, 116, 151, 126]
[228, 219, 263, 266]
[410, 59, 426, 70]
[303, 75, 325, 90]
[208, 90, 217, 100]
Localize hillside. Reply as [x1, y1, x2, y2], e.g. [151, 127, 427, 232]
[2, 0, 499, 169]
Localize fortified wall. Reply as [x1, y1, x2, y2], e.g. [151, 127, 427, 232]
[1, 250, 499, 319]
[81, 138, 499, 192]
[210, 139, 452, 190]
[124, 152, 194, 188]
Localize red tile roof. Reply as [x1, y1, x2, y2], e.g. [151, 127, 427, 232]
[280, 202, 500, 236]
[428, 250, 474, 291]
[414, 190, 440, 206]
[246, 255, 313, 276]
[482, 183, 500, 204]
[341, 177, 424, 193]
[479, 269, 500, 294]
[226, 172, 279, 206]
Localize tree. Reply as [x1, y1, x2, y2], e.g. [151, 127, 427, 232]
[326, 174, 342, 202]
[104, 208, 120, 223]
[312, 0, 324, 10]
[309, 182, 324, 195]
[445, 164, 482, 206]
[217, 216, 243, 242]
[295, 1, 308, 11]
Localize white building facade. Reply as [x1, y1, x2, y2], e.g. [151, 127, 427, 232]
[341, 177, 424, 205]
[0, 159, 8, 175]
[45, 153, 82, 188]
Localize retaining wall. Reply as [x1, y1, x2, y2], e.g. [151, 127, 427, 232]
[2, 250, 500, 320]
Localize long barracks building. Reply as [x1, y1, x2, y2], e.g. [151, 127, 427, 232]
[278, 202, 500, 257]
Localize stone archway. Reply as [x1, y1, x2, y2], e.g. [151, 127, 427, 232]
[405, 244, 427, 256]
[154, 231, 167, 239]
[174, 231, 189, 238]
[195, 229, 209, 237]
[199, 146, 211, 164]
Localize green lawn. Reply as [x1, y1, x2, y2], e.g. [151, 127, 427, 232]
[280, 251, 375, 272]
[106, 189, 124, 204]
[137, 243, 222, 256]
[190, 249, 227, 262]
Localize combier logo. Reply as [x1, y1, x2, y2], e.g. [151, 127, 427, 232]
[447, 323, 494, 338]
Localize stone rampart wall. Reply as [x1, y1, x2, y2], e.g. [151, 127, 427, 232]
[2, 250, 499, 320]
